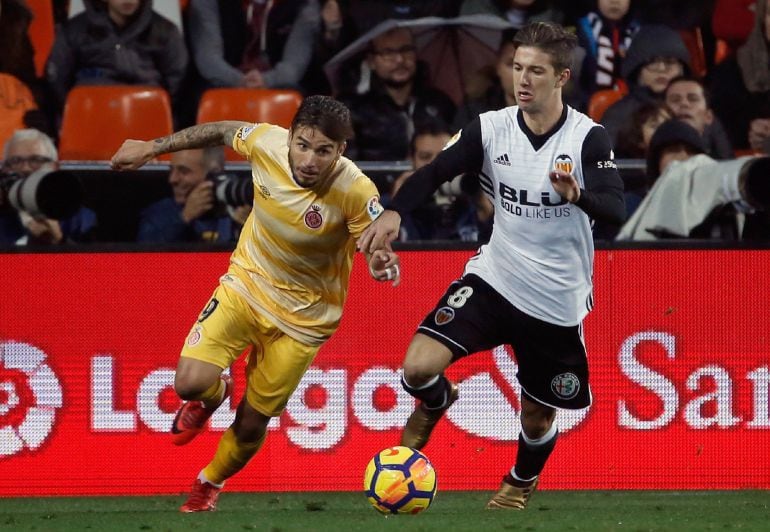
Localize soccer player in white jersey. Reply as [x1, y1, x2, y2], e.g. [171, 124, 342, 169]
[359, 22, 626, 510]
[111, 96, 401, 512]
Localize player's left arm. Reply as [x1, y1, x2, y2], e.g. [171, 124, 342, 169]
[550, 126, 626, 224]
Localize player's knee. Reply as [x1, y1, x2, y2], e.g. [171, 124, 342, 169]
[401, 336, 451, 386]
[401, 360, 439, 388]
[174, 374, 213, 401]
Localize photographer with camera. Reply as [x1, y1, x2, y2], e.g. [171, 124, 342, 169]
[137, 147, 251, 243]
[1, 129, 96, 246]
[617, 119, 770, 240]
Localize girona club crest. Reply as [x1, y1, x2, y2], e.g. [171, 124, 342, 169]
[0, 341, 63, 458]
[304, 204, 323, 229]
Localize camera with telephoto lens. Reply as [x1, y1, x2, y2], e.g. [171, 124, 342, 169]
[0, 166, 82, 219]
[206, 172, 254, 209]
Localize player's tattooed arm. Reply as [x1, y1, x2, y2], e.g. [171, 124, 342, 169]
[111, 121, 251, 170]
[151, 121, 251, 155]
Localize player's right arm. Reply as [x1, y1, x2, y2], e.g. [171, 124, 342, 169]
[110, 121, 251, 170]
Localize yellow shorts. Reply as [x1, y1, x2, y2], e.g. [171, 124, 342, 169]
[181, 284, 320, 417]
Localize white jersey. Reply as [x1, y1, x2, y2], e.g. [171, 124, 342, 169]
[464, 106, 597, 326]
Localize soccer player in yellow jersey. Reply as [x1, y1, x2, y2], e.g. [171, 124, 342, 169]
[111, 96, 401, 512]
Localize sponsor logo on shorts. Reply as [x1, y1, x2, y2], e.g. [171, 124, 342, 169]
[305, 204, 323, 229]
[367, 196, 383, 220]
[551, 372, 580, 400]
[198, 298, 219, 323]
[434, 306, 455, 326]
[187, 325, 203, 347]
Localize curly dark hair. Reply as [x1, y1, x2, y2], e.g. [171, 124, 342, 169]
[291, 95, 354, 142]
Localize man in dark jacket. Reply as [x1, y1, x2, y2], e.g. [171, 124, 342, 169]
[46, 0, 187, 115]
[343, 27, 456, 161]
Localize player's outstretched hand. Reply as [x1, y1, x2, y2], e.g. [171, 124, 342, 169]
[367, 248, 401, 287]
[549, 170, 581, 203]
[357, 210, 401, 254]
[110, 140, 156, 171]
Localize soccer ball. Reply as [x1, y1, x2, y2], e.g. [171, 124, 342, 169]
[363, 446, 437, 514]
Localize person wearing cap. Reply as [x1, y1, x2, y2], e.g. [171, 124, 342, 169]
[617, 119, 770, 240]
[600, 24, 690, 150]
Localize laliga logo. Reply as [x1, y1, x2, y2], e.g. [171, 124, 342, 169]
[0, 341, 63, 458]
[446, 345, 589, 440]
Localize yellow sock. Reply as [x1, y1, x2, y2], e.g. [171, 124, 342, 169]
[202, 427, 266, 484]
[196, 378, 224, 410]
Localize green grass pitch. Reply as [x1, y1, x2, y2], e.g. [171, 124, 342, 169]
[0, 491, 767, 531]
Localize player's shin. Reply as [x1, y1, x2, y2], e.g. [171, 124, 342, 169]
[202, 427, 267, 484]
[400, 374, 459, 449]
[512, 422, 558, 482]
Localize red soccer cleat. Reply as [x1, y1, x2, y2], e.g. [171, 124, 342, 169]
[171, 374, 233, 446]
[179, 478, 222, 513]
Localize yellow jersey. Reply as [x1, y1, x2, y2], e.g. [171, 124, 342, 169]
[220, 123, 383, 346]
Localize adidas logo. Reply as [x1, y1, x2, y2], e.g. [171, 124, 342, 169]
[493, 153, 511, 166]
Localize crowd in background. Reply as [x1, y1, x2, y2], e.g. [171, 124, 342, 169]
[1, 0, 769, 245]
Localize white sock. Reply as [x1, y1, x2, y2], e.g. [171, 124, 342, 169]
[198, 470, 224, 488]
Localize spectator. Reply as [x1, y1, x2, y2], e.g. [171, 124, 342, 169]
[0, 0, 35, 89]
[454, 28, 518, 128]
[313, 1, 461, 99]
[576, 0, 640, 96]
[710, 0, 770, 154]
[343, 27, 456, 161]
[392, 121, 492, 241]
[596, 100, 670, 238]
[461, 0, 565, 29]
[614, 100, 670, 158]
[0, 0, 52, 133]
[617, 119, 770, 240]
[185, 0, 319, 91]
[301, 0, 358, 95]
[45, 0, 188, 121]
[600, 24, 690, 150]
[137, 147, 249, 243]
[1, 128, 96, 245]
[663, 75, 732, 159]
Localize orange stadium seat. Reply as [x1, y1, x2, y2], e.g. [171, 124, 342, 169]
[197, 88, 302, 126]
[58, 85, 174, 161]
[0, 73, 38, 151]
[196, 88, 302, 160]
[587, 87, 627, 122]
[27, 0, 56, 78]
